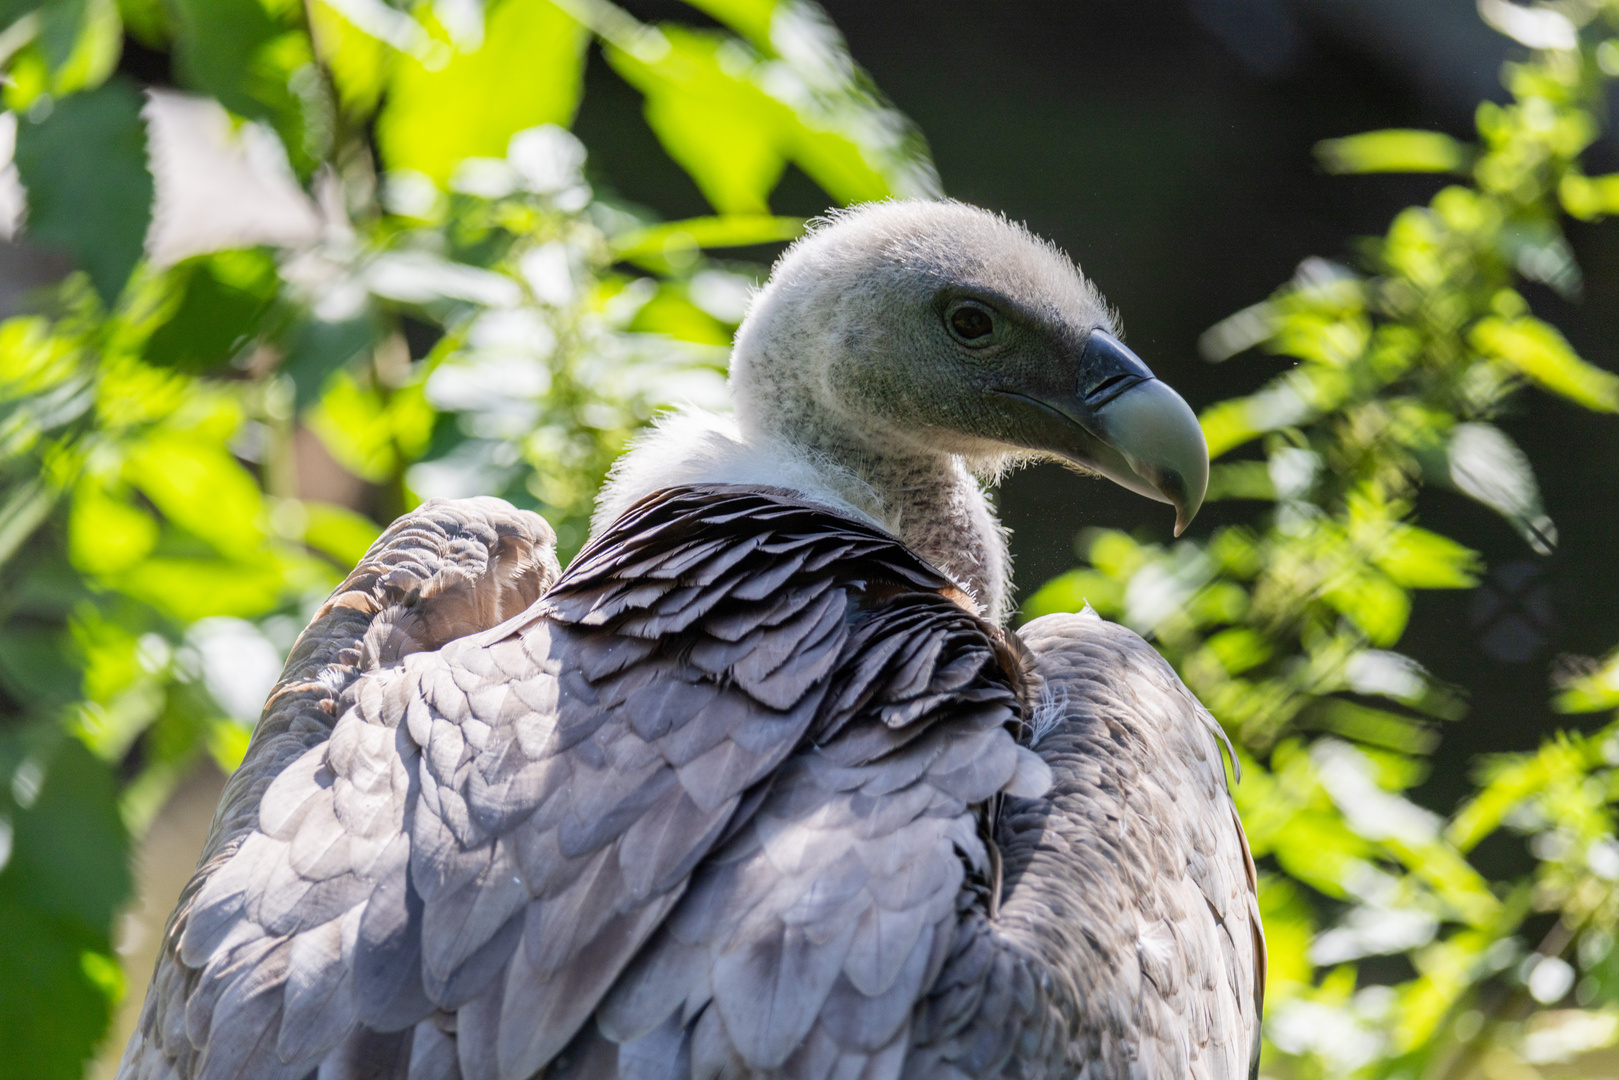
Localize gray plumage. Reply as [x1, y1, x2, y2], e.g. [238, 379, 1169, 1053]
[120, 201, 1262, 1080]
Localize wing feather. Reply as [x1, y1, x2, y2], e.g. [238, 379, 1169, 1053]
[120, 488, 1047, 1080]
[908, 609, 1264, 1080]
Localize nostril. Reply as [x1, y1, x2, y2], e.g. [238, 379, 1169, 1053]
[1084, 373, 1145, 407]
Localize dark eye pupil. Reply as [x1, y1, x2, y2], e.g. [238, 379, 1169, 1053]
[951, 306, 993, 340]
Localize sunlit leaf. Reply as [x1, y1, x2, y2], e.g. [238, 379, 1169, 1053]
[629, 283, 732, 345]
[1471, 315, 1619, 413]
[307, 371, 434, 483]
[68, 482, 158, 576]
[1315, 129, 1471, 174]
[1019, 569, 1121, 621]
[1554, 648, 1619, 713]
[1306, 699, 1439, 755]
[673, 0, 938, 200]
[1083, 529, 1148, 579]
[68, 610, 164, 759]
[1372, 524, 1480, 589]
[679, 0, 775, 49]
[207, 717, 251, 772]
[1205, 627, 1272, 675]
[123, 434, 267, 558]
[307, 0, 388, 117]
[301, 500, 380, 566]
[611, 214, 804, 271]
[1198, 369, 1335, 459]
[1445, 736, 1592, 852]
[1322, 568, 1410, 646]
[1257, 874, 1317, 999]
[115, 0, 166, 47]
[1188, 581, 1248, 625]
[1559, 172, 1619, 220]
[115, 556, 285, 620]
[24, 0, 123, 97]
[606, 27, 793, 214]
[606, 24, 893, 212]
[376, 0, 587, 184]
[13, 78, 151, 305]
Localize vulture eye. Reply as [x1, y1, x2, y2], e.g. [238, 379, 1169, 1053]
[947, 301, 998, 345]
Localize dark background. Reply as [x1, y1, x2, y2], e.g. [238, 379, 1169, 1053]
[574, 0, 1619, 815]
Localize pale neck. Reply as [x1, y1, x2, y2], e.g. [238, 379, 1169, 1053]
[743, 415, 1011, 624]
[595, 409, 1012, 624]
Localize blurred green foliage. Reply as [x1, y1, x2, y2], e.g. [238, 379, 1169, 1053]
[1026, 5, 1619, 1076]
[0, 0, 1616, 1077]
[0, 0, 936, 1073]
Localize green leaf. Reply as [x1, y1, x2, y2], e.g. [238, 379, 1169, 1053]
[30, 0, 122, 96]
[1306, 699, 1439, 755]
[0, 732, 130, 1080]
[1205, 627, 1272, 675]
[1315, 129, 1471, 174]
[678, 0, 775, 49]
[1019, 569, 1122, 621]
[307, 373, 433, 483]
[1471, 315, 1619, 412]
[0, 0, 36, 32]
[1197, 369, 1338, 459]
[307, 0, 388, 118]
[611, 214, 804, 272]
[1206, 461, 1274, 502]
[1322, 567, 1410, 646]
[14, 78, 152, 305]
[606, 27, 788, 214]
[123, 433, 267, 558]
[165, 0, 280, 119]
[1559, 172, 1619, 220]
[606, 25, 894, 212]
[144, 252, 281, 372]
[1553, 649, 1619, 713]
[0, 477, 56, 567]
[207, 717, 251, 772]
[0, 623, 79, 712]
[628, 283, 732, 344]
[301, 500, 380, 566]
[376, 0, 588, 184]
[68, 481, 159, 575]
[280, 311, 380, 411]
[115, 556, 285, 619]
[1371, 524, 1480, 589]
[115, 0, 166, 47]
[1255, 874, 1316, 994]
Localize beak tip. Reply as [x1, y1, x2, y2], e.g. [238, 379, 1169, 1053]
[1172, 489, 1204, 537]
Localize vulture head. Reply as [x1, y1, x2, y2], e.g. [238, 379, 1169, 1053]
[601, 199, 1208, 623]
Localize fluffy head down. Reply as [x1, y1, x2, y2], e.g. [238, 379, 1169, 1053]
[729, 200, 1116, 465]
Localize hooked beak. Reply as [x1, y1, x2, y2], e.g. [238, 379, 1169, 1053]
[992, 329, 1209, 535]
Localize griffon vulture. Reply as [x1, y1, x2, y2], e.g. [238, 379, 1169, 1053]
[119, 200, 1264, 1080]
